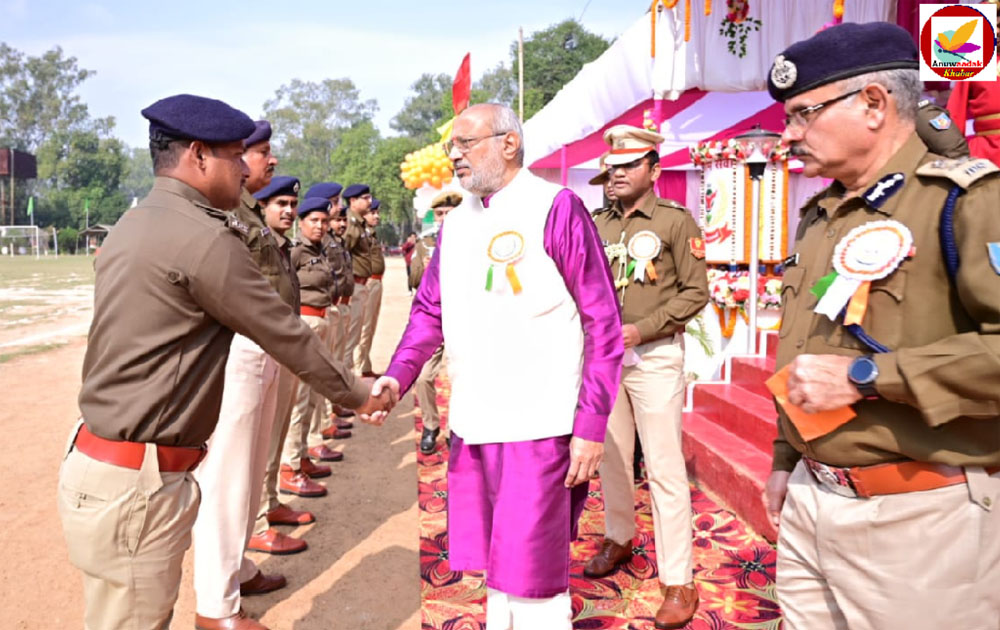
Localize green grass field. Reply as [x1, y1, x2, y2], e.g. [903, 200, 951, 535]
[0, 255, 96, 290]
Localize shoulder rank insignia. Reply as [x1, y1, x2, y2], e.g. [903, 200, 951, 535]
[261, 226, 271, 238]
[988, 243, 1000, 276]
[689, 236, 706, 259]
[863, 173, 905, 208]
[226, 215, 250, 236]
[916, 157, 1000, 190]
[929, 113, 951, 131]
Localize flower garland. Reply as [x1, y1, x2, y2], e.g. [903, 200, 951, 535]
[707, 268, 783, 337]
[719, 0, 762, 58]
[689, 138, 790, 167]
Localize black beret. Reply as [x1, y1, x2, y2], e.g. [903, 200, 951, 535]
[768, 22, 919, 103]
[244, 120, 272, 148]
[370, 198, 381, 210]
[254, 175, 300, 201]
[141, 94, 256, 143]
[342, 184, 370, 199]
[305, 182, 343, 199]
[297, 196, 332, 218]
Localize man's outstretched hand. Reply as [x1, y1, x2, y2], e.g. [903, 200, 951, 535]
[565, 437, 604, 488]
[357, 376, 400, 426]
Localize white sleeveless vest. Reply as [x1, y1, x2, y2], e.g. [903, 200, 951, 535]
[439, 169, 584, 444]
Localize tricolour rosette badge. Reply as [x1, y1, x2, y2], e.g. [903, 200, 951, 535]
[486, 230, 525, 294]
[626, 230, 661, 283]
[811, 220, 913, 324]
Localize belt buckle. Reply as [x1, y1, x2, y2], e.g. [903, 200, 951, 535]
[805, 459, 858, 498]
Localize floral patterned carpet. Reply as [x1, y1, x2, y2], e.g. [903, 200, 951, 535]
[417, 378, 782, 630]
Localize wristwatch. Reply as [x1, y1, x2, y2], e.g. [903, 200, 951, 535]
[847, 355, 880, 399]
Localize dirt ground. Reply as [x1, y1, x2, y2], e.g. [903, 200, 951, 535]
[0, 256, 422, 630]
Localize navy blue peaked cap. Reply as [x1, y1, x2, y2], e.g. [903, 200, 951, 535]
[254, 175, 300, 201]
[244, 120, 272, 147]
[767, 22, 919, 103]
[141, 94, 256, 143]
[305, 182, 343, 199]
[298, 196, 332, 218]
[370, 198, 381, 210]
[342, 184, 370, 199]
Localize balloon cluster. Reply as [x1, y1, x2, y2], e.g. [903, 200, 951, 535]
[400, 143, 454, 190]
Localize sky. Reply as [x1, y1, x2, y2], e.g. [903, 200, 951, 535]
[0, 0, 643, 149]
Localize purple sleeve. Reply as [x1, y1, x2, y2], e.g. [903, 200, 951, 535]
[545, 189, 624, 442]
[385, 229, 445, 394]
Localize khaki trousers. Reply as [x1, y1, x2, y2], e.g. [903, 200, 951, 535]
[335, 303, 351, 364]
[281, 314, 328, 469]
[317, 305, 347, 433]
[777, 461, 1000, 630]
[354, 277, 382, 374]
[58, 426, 200, 630]
[414, 344, 445, 432]
[192, 334, 279, 618]
[599, 335, 692, 586]
[253, 365, 298, 536]
[346, 281, 369, 373]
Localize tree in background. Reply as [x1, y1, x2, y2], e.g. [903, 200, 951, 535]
[121, 146, 154, 203]
[264, 78, 377, 186]
[390, 73, 453, 142]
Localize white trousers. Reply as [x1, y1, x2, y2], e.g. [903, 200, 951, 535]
[192, 334, 280, 618]
[485, 587, 572, 630]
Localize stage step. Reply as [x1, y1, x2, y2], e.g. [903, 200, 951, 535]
[729, 356, 776, 400]
[691, 382, 777, 453]
[683, 411, 776, 542]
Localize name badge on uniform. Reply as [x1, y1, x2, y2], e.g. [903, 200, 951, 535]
[486, 230, 525, 294]
[627, 230, 661, 283]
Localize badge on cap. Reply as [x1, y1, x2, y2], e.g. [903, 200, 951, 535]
[929, 113, 952, 131]
[770, 55, 797, 90]
[988, 243, 1000, 275]
[293, 181, 300, 193]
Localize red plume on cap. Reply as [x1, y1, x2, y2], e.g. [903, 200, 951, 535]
[453, 53, 471, 116]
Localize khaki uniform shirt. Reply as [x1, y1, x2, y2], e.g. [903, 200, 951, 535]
[409, 232, 437, 288]
[592, 193, 709, 343]
[232, 188, 299, 311]
[773, 133, 1000, 471]
[272, 230, 301, 314]
[369, 226, 386, 276]
[291, 238, 335, 309]
[346, 212, 375, 279]
[322, 231, 353, 299]
[79, 177, 367, 446]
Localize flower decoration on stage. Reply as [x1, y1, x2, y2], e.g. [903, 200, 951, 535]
[708, 268, 782, 337]
[642, 109, 658, 132]
[719, 0, 762, 58]
[400, 143, 454, 190]
[690, 138, 790, 166]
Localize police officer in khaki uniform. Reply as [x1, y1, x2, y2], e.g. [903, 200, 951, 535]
[343, 184, 376, 372]
[763, 23, 1000, 629]
[356, 197, 386, 376]
[321, 200, 357, 427]
[280, 197, 340, 497]
[586, 125, 708, 630]
[410, 190, 461, 455]
[57, 94, 386, 630]
[588, 151, 618, 210]
[190, 128, 301, 627]
[249, 176, 319, 557]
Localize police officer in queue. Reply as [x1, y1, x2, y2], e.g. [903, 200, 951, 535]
[763, 23, 1000, 629]
[410, 190, 461, 455]
[189, 125, 301, 628]
[343, 184, 376, 373]
[56, 94, 389, 630]
[585, 125, 708, 630]
[248, 176, 320, 558]
[279, 197, 341, 498]
[356, 197, 386, 377]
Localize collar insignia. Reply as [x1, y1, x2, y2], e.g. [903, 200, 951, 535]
[863, 173, 905, 208]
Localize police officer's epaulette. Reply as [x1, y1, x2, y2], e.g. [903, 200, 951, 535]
[193, 202, 230, 222]
[225, 213, 251, 237]
[590, 206, 611, 218]
[916, 157, 999, 190]
[656, 198, 687, 211]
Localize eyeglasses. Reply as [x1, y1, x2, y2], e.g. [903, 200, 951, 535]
[784, 89, 864, 129]
[445, 132, 507, 154]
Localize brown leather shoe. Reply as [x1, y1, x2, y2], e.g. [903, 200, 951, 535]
[361, 371, 382, 379]
[247, 527, 307, 555]
[654, 583, 699, 629]
[332, 404, 355, 419]
[279, 468, 327, 497]
[320, 426, 352, 440]
[239, 570, 287, 596]
[332, 416, 354, 430]
[583, 538, 632, 578]
[195, 609, 268, 630]
[266, 504, 316, 526]
[306, 445, 341, 465]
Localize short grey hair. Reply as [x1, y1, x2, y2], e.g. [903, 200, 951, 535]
[486, 103, 525, 167]
[838, 68, 921, 123]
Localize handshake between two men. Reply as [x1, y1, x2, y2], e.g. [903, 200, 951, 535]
[353, 376, 401, 426]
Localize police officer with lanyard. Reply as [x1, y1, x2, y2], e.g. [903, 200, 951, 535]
[57, 95, 387, 630]
[764, 23, 1000, 628]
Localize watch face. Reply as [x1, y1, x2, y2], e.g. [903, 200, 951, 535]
[850, 357, 877, 384]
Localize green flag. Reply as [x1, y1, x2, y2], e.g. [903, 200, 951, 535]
[26, 197, 33, 216]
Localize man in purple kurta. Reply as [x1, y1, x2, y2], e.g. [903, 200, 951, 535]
[370, 104, 623, 628]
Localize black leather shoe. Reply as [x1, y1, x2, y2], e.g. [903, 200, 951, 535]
[420, 428, 440, 455]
